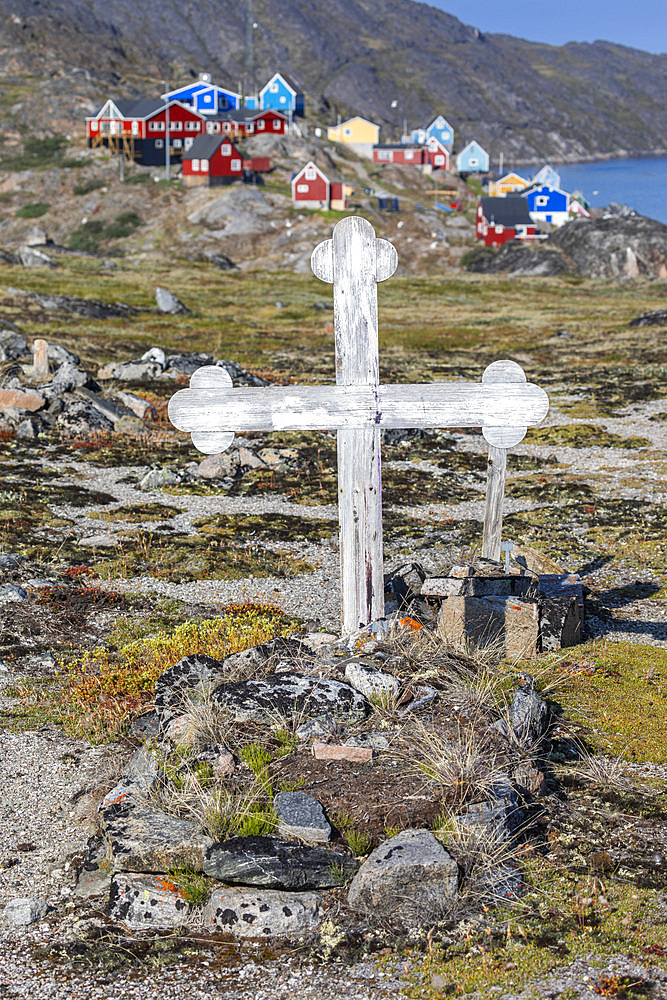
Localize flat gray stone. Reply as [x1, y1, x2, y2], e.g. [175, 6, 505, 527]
[274, 792, 331, 843]
[295, 714, 340, 742]
[422, 575, 535, 598]
[101, 802, 212, 873]
[0, 584, 27, 603]
[108, 873, 190, 929]
[203, 886, 322, 938]
[197, 450, 241, 480]
[347, 828, 458, 926]
[203, 836, 357, 888]
[51, 361, 88, 393]
[4, 897, 48, 925]
[138, 467, 180, 490]
[212, 673, 369, 724]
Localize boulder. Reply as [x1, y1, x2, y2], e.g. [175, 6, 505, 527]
[513, 544, 565, 576]
[466, 242, 567, 276]
[0, 389, 44, 413]
[200, 250, 236, 270]
[51, 362, 89, 393]
[274, 792, 331, 843]
[0, 329, 28, 362]
[108, 873, 190, 929]
[97, 360, 163, 381]
[197, 450, 241, 480]
[15, 417, 40, 440]
[99, 748, 159, 810]
[55, 400, 113, 437]
[47, 344, 79, 365]
[101, 801, 212, 873]
[138, 467, 180, 490]
[0, 584, 27, 602]
[4, 897, 48, 925]
[507, 676, 550, 745]
[18, 245, 53, 267]
[538, 574, 584, 651]
[113, 391, 156, 420]
[30, 291, 138, 319]
[547, 215, 667, 279]
[384, 562, 426, 611]
[155, 287, 189, 314]
[343, 659, 400, 701]
[141, 347, 167, 367]
[347, 829, 458, 925]
[203, 886, 322, 937]
[202, 836, 357, 888]
[629, 310, 667, 327]
[154, 653, 227, 722]
[211, 673, 369, 725]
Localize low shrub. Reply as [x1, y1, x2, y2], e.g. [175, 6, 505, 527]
[15, 202, 50, 219]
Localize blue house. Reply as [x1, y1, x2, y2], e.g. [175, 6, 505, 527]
[259, 72, 305, 116]
[531, 164, 561, 189]
[456, 140, 489, 174]
[523, 184, 570, 227]
[162, 77, 241, 114]
[410, 114, 454, 149]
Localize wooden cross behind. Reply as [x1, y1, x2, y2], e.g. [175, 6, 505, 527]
[168, 216, 549, 633]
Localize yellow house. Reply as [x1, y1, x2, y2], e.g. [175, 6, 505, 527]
[488, 171, 529, 197]
[327, 117, 380, 159]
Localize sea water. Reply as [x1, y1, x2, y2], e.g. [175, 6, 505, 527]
[556, 157, 667, 224]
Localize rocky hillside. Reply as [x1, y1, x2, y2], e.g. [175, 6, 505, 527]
[1, 0, 666, 161]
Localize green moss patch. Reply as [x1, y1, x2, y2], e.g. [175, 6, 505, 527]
[549, 641, 667, 762]
[193, 511, 337, 543]
[527, 424, 651, 449]
[91, 503, 181, 523]
[90, 530, 314, 583]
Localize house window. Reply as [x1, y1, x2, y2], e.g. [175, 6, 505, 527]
[270, 83, 279, 93]
[184, 137, 194, 149]
[343, 128, 352, 137]
[150, 121, 165, 131]
[221, 143, 231, 155]
[469, 157, 478, 166]
[191, 158, 199, 171]
[203, 94, 213, 103]
[246, 123, 254, 133]
[495, 225, 504, 233]
[185, 121, 199, 131]
[435, 155, 444, 165]
[131, 121, 139, 135]
[376, 150, 391, 161]
[100, 122, 110, 134]
[200, 158, 209, 171]
[231, 158, 241, 171]
[257, 120, 265, 130]
[305, 166, 316, 180]
[535, 195, 549, 207]
[223, 122, 231, 132]
[297, 184, 309, 193]
[90, 120, 98, 131]
[109, 121, 118, 135]
[405, 150, 413, 160]
[171, 120, 182, 130]
[173, 138, 182, 148]
[279, 95, 286, 103]
[155, 139, 164, 148]
[273, 119, 280, 130]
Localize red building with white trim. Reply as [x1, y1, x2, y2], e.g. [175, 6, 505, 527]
[476, 197, 538, 247]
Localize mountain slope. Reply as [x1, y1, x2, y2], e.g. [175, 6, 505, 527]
[1, 0, 666, 160]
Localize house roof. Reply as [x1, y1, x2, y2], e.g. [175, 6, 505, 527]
[374, 142, 423, 150]
[480, 196, 533, 227]
[261, 71, 302, 97]
[332, 116, 379, 130]
[458, 139, 488, 156]
[425, 115, 453, 130]
[292, 160, 329, 183]
[182, 135, 239, 160]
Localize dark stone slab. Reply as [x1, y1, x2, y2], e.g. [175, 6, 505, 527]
[508, 676, 550, 745]
[154, 654, 227, 720]
[202, 836, 358, 889]
[211, 673, 369, 724]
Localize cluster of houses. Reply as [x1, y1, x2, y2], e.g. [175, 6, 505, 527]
[86, 71, 302, 182]
[476, 165, 591, 246]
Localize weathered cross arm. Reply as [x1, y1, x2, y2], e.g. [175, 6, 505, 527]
[168, 360, 548, 451]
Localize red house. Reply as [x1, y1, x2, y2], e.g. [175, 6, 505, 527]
[182, 135, 244, 186]
[426, 137, 450, 171]
[372, 143, 427, 166]
[86, 98, 206, 165]
[476, 197, 537, 247]
[291, 161, 329, 208]
[203, 109, 288, 137]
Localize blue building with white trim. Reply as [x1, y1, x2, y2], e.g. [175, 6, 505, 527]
[455, 140, 489, 174]
[259, 72, 304, 116]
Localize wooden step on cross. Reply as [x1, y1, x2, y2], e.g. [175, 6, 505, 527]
[168, 216, 549, 633]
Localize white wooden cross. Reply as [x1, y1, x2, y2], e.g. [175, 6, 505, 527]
[168, 217, 549, 633]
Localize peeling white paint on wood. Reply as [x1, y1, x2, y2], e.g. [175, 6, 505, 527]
[167, 216, 550, 633]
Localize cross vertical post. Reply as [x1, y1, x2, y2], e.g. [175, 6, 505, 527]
[312, 217, 398, 632]
[481, 445, 507, 562]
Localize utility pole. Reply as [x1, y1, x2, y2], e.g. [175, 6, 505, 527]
[165, 93, 171, 181]
[245, 0, 254, 102]
[499, 151, 504, 176]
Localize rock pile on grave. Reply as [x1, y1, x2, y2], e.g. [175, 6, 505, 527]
[389, 552, 584, 654]
[74, 618, 553, 941]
